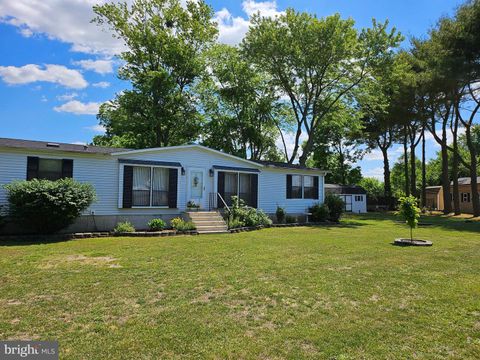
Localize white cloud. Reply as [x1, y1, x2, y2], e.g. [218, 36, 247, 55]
[57, 92, 78, 101]
[72, 141, 87, 145]
[74, 59, 113, 74]
[215, 0, 284, 45]
[363, 166, 384, 180]
[0, 0, 124, 55]
[92, 81, 111, 88]
[242, 0, 283, 18]
[0, 64, 88, 89]
[54, 100, 101, 115]
[85, 124, 106, 133]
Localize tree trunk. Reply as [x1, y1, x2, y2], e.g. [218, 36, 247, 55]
[410, 141, 417, 198]
[403, 131, 410, 196]
[440, 143, 452, 214]
[465, 126, 480, 216]
[421, 129, 427, 208]
[451, 119, 460, 215]
[381, 146, 392, 209]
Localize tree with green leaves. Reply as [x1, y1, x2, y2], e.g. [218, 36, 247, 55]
[92, 0, 218, 149]
[242, 10, 402, 165]
[398, 195, 421, 242]
[197, 44, 287, 160]
[359, 177, 384, 201]
[308, 101, 364, 184]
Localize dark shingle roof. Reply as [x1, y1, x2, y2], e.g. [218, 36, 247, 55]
[0, 137, 130, 155]
[324, 184, 367, 195]
[251, 160, 325, 171]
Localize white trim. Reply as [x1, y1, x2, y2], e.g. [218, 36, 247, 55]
[112, 144, 264, 168]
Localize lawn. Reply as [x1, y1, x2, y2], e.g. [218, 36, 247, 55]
[1, 214, 480, 359]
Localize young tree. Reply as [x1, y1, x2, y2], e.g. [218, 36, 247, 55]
[398, 195, 421, 242]
[92, 0, 218, 148]
[242, 10, 402, 165]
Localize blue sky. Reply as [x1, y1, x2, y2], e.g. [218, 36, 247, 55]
[0, 0, 465, 179]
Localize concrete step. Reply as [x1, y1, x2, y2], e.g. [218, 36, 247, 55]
[196, 225, 228, 231]
[197, 230, 230, 234]
[192, 220, 226, 225]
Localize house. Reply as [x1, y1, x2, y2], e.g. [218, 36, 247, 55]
[426, 177, 480, 213]
[0, 138, 327, 232]
[324, 184, 367, 213]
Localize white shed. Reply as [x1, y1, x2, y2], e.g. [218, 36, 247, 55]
[324, 184, 367, 214]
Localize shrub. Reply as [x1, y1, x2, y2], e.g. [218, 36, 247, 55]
[114, 221, 135, 233]
[285, 215, 297, 224]
[170, 217, 196, 231]
[275, 206, 286, 223]
[229, 196, 272, 228]
[228, 218, 244, 229]
[324, 194, 345, 222]
[398, 195, 421, 241]
[309, 203, 329, 222]
[147, 218, 166, 231]
[0, 205, 6, 230]
[4, 178, 96, 234]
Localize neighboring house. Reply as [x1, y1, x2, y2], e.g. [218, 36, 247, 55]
[324, 184, 367, 213]
[426, 177, 480, 213]
[0, 138, 327, 232]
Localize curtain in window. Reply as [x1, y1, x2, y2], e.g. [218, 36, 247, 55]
[132, 167, 151, 206]
[239, 174, 252, 205]
[152, 167, 169, 206]
[291, 175, 302, 198]
[224, 173, 238, 205]
[303, 176, 314, 199]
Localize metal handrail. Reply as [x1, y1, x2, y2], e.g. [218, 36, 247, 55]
[216, 193, 230, 213]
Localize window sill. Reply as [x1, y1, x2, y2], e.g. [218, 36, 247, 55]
[130, 206, 171, 209]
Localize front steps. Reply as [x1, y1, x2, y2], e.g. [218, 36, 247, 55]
[187, 211, 229, 234]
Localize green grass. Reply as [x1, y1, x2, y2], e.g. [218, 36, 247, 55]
[1, 213, 480, 359]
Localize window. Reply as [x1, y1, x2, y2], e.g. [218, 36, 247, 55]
[132, 166, 169, 207]
[27, 157, 73, 181]
[291, 175, 303, 198]
[38, 159, 63, 180]
[224, 172, 238, 205]
[239, 173, 252, 204]
[303, 176, 315, 199]
[287, 175, 318, 199]
[355, 195, 363, 202]
[461, 192, 471, 203]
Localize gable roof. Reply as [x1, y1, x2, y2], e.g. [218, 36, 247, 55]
[0, 137, 129, 155]
[111, 144, 264, 168]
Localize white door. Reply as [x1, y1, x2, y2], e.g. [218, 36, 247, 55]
[188, 168, 206, 207]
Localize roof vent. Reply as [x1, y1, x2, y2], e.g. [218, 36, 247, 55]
[46, 142, 60, 148]
[83, 145, 89, 150]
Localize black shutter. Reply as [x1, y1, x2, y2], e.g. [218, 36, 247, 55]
[168, 168, 178, 208]
[217, 171, 225, 208]
[313, 176, 319, 199]
[122, 166, 133, 208]
[251, 174, 258, 208]
[62, 159, 74, 178]
[26, 156, 39, 180]
[286, 174, 292, 199]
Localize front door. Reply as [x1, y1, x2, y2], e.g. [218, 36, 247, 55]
[188, 168, 205, 208]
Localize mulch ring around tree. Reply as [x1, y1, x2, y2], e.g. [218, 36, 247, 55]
[393, 238, 433, 247]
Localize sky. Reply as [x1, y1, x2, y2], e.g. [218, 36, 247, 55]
[0, 0, 466, 179]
